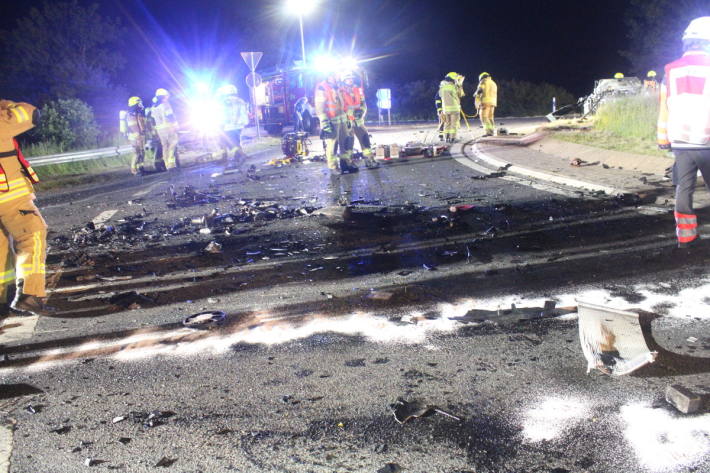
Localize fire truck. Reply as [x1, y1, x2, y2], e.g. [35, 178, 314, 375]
[254, 64, 368, 136]
[254, 68, 320, 136]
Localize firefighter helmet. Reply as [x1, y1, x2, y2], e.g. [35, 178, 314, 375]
[342, 71, 357, 82]
[155, 88, 170, 97]
[647, 70, 657, 78]
[128, 96, 142, 107]
[479, 72, 490, 81]
[446, 72, 459, 81]
[683, 16, 710, 42]
[614, 72, 624, 79]
[217, 84, 238, 96]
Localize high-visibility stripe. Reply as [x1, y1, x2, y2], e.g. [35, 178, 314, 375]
[0, 269, 15, 283]
[677, 232, 698, 242]
[0, 188, 32, 204]
[677, 223, 698, 229]
[674, 211, 697, 219]
[16, 106, 30, 122]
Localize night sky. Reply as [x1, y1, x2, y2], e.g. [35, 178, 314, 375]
[0, 0, 682, 99]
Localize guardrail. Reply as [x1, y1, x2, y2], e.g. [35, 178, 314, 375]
[27, 146, 133, 167]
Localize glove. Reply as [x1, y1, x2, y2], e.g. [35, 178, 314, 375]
[658, 143, 671, 151]
[320, 120, 335, 139]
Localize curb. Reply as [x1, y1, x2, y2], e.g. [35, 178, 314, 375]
[467, 141, 628, 196]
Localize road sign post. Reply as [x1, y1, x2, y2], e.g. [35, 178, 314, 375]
[376, 89, 392, 127]
[241, 52, 264, 138]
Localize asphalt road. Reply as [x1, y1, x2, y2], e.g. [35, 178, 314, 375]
[1, 121, 709, 473]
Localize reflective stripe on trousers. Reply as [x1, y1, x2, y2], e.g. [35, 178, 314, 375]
[675, 211, 698, 243]
[673, 148, 710, 243]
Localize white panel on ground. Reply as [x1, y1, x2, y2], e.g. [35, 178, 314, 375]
[0, 424, 12, 473]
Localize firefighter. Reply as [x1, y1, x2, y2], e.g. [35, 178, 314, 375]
[643, 70, 658, 91]
[145, 97, 166, 172]
[657, 16, 710, 248]
[475, 72, 498, 136]
[294, 96, 311, 133]
[152, 88, 179, 170]
[216, 84, 249, 169]
[340, 71, 377, 168]
[0, 100, 54, 316]
[315, 72, 357, 174]
[119, 96, 147, 175]
[439, 72, 463, 143]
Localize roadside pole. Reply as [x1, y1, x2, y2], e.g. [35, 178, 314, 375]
[241, 51, 263, 138]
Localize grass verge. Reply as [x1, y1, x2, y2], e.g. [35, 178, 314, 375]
[548, 95, 667, 157]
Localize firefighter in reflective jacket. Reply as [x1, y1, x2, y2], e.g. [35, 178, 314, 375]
[216, 84, 249, 169]
[435, 96, 444, 141]
[643, 70, 659, 91]
[439, 72, 464, 143]
[152, 88, 179, 169]
[0, 100, 54, 316]
[119, 96, 147, 175]
[475, 72, 498, 136]
[315, 73, 357, 174]
[657, 16, 710, 248]
[340, 71, 377, 168]
[145, 97, 166, 172]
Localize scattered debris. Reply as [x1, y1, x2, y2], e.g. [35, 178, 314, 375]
[422, 263, 437, 271]
[666, 385, 703, 414]
[155, 457, 177, 468]
[390, 398, 463, 424]
[84, 458, 99, 467]
[109, 291, 154, 310]
[24, 404, 41, 414]
[570, 158, 583, 167]
[112, 416, 126, 424]
[50, 425, 71, 435]
[128, 410, 176, 428]
[204, 241, 223, 253]
[182, 311, 226, 330]
[118, 437, 131, 445]
[449, 204, 475, 213]
[687, 336, 698, 343]
[377, 463, 402, 473]
[367, 290, 394, 301]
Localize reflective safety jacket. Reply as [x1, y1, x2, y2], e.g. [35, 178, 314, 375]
[643, 79, 658, 91]
[657, 51, 710, 149]
[0, 101, 39, 202]
[478, 77, 498, 107]
[439, 80, 461, 113]
[120, 108, 146, 141]
[221, 96, 249, 131]
[152, 101, 179, 132]
[340, 84, 367, 122]
[315, 80, 346, 122]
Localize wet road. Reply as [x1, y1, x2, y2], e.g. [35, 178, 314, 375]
[1, 122, 709, 473]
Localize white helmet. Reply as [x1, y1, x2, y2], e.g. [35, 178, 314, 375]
[217, 84, 238, 96]
[683, 16, 710, 42]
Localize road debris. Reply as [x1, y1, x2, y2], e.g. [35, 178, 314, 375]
[391, 398, 462, 424]
[182, 311, 226, 329]
[155, 457, 177, 467]
[50, 425, 71, 434]
[112, 416, 126, 424]
[109, 291, 154, 310]
[377, 463, 402, 473]
[204, 241, 223, 253]
[577, 301, 657, 376]
[665, 385, 703, 414]
[367, 290, 394, 301]
[128, 410, 176, 428]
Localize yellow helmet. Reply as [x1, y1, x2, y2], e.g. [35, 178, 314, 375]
[446, 72, 459, 80]
[479, 72, 490, 81]
[155, 88, 170, 97]
[647, 70, 657, 78]
[128, 96, 142, 107]
[614, 72, 624, 79]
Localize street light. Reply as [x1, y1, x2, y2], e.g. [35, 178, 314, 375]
[285, 0, 317, 67]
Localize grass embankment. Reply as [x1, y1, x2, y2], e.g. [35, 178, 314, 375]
[550, 95, 668, 157]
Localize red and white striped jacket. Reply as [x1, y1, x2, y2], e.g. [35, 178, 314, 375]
[657, 51, 710, 149]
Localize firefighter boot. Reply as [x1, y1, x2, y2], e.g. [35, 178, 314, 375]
[11, 294, 56, 317]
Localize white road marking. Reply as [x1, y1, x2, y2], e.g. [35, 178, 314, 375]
[0, 315, 39, 344]
[0, 423, 13, 473]
[91, 209, 117, 227]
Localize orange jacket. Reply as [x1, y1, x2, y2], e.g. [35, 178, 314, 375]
[314, 80, 345, 121]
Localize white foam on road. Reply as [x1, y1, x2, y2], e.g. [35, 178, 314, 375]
[522, 396, 591, 442]
[620, 402, 710, 472]
[91, 209, 117, 227]
[0, 315, 39, 344]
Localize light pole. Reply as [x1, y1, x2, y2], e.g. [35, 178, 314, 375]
[285, 0, 317, 66]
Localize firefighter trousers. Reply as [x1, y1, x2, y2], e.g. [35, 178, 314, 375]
[673, 148, 710, 244]
[480, 104, 496, 135]
[323, 120, 353, 170]
[442, 112, 460, 140]
[221, 129, 246, 167]
[157, 128, 179, 169]
[351, 122, 373, 160]
[0, 197, 48, 303]
[129, 135, 146, 174]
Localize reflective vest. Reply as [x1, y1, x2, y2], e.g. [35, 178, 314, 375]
[439, 80, 461, 113]
[643, 79, 658, 90]
[479, 77, 498, 106]
[152, 101, 178, 131]
[657, 51, 710, 148]
[340, 85, 366, 120]
[315, 81, 345, 121]
[221, 97, 249, 131]
[122, 109, 146, 141]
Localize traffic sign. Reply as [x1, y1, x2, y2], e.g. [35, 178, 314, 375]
[246, 72, 262, 89]
[376, 88, 392, 110]
[241, 51, 263, 71]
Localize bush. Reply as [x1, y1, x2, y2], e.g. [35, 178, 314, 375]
[496, 80, 576, 117]
[33, 98, 100, 152]
[594, 94, 658, 142]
